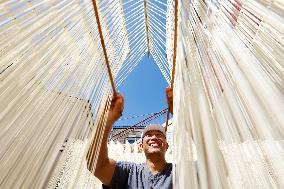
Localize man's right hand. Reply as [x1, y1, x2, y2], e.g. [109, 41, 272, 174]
[107, 93, 124, 125]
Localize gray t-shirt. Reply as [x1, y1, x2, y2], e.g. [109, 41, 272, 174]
[103, 161, 173, 189]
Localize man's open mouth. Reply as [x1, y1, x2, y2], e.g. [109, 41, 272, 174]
[149, 142, 161, 148]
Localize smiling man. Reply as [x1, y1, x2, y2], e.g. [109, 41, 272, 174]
[87, 88, 173, 189]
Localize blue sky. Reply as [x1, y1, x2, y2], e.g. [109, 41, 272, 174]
[115, 54, 169, 127]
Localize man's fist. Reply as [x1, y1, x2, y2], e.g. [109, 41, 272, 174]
[107, 93, 124, 124]
[166, 87, 173, 114]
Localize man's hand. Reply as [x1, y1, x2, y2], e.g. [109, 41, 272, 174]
[107, 93, 124, 125]
[166, 87, 173, 114]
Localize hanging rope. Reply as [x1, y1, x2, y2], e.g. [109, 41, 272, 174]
[118, 111, 162, 121]
[111, 108, 168, 140]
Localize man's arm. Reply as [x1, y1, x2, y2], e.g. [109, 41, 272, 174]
[87, 94, 124, 186]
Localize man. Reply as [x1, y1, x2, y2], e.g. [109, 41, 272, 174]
[87, 88, 173, 188]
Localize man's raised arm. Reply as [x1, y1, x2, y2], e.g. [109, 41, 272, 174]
[86, 94, 124, 186]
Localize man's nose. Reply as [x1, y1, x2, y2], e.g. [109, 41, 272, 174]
[149, 135, 159, 140]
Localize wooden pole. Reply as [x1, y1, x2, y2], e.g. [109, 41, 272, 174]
[91, 0, 116, 93]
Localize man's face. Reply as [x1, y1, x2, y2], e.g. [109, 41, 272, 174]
[141, 130, 168, 155]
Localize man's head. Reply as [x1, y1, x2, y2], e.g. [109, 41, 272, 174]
[140, 124, 169, 157]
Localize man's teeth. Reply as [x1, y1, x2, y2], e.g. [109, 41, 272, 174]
[150, 143, 159, 147]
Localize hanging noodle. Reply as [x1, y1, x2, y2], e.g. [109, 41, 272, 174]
[0, 0, 129, 188]
[0, 0, 283, 188]
[169, 0, 284, 188]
